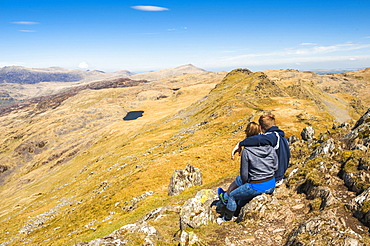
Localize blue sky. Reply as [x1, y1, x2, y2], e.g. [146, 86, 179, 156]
[1, 0, 370, 73]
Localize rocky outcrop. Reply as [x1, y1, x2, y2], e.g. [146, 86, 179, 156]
[342, 108, 370, 149]
[179, 189, 216, 246]
[74, 190, 215, 246]
[286, 209, 364, 246]
[301, 126, 315, 141]
[180, 189, 216, 230]
[346, 187, 370, 227]
[306, 138, 337, 161]
[339, 108, 370, 194]
[168, 164, 202, 196]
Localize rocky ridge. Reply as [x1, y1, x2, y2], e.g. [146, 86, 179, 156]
[73, 109, 370, 245]
[0, 68, 369, 245]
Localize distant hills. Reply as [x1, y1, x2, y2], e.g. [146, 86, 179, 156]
[130, 64, 208, 81]
[306, 68, 364, 75]
[0, 64, 208, 107]
[0, 66, 122, 84]
[0, 64, 207, 85]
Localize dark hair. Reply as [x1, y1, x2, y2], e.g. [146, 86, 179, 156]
[258, 114, 276, 131]
[245, 122, 261, 138]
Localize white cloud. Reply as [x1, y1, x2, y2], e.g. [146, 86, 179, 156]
[300, 43, 317, 46]
[168, 27, 188, 32]
[78, 62, 89, 69]
[131, 6, 169, 11]
[224, 43, 370, 62]
[201, 42, 370, 69]
[11, 21, 39, 25]
[19, 30, 37, 32]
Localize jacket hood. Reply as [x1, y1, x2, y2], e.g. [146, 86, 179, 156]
[245, 145, 275, 158]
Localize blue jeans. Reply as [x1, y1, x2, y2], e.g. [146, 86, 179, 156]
[226, 183, 275, 212]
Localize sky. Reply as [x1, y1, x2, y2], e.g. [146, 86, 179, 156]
[1, 0, 370, 73]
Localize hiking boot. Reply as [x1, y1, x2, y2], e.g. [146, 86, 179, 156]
[215, 200, 226, 215]
[217, 187, 228, 204]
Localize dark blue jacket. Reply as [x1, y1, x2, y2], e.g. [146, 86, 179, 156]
[239, 126, 290, 181]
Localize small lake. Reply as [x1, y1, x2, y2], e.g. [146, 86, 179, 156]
[123, 111, 144, 121]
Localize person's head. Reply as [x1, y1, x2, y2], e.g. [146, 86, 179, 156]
[245, 122, 261, 138]
[258, 114, 276, 132]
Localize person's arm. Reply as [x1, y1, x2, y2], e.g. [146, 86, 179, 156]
[231, 142, 242, 159]
[239, 133, 277, 147]
[232, 133, 278, 159]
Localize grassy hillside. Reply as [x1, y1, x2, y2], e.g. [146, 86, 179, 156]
[0, 68, 367, 245]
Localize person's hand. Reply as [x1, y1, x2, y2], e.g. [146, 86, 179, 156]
[231, 143, 241, 159]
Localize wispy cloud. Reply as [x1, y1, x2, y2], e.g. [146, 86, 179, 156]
[291, 43, 370, 55]
[202, 43, 370, 68]
[167, 27, 188, 32]
[131, 6, 169, 11]
[11, 21, 39, 25]
[19, 30, 37, 33]
[224, 43, 370, 62]
[300, 43, 317, 46]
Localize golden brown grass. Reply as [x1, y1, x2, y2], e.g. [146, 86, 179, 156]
[0, 69, 362, 245]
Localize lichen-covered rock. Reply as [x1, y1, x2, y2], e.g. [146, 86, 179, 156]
[238, 193, 278, 221]
[179, 230, 203, 246]
[286, 209, 365, 246]
[342, 108, 370, 149]
[306, 138, 337, 161]
[288, 135, 300, 145]
[301, 126, 315, 141]
[339, 150, 370, 194]
[179, 189, 217, 230]
[346, 187, 370, 227]
[352, 108, 370, 130]
[168, 164, 202, 196]
[121, 221, 160, 238]
[298, 179, 338, 209]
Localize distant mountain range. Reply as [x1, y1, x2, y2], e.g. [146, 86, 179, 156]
[0, 66, 133, 84]
[0, 64, 210, 107]
[0, 64, 207, 85]
[305, 68, 364, 75]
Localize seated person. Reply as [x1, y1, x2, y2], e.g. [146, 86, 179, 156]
[217, 122, 278, 223]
